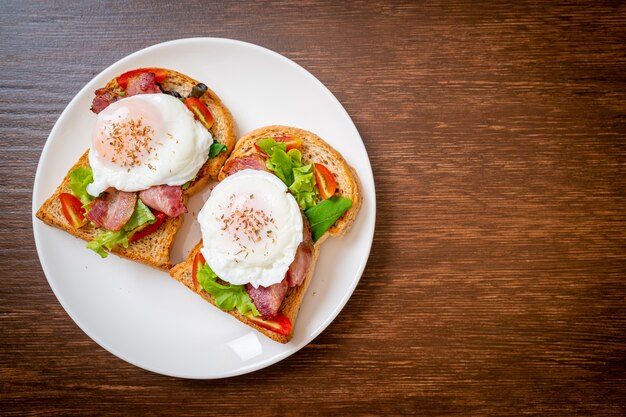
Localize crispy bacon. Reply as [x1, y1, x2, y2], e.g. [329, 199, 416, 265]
[85, 200, 108, 228]
[86, 188, 137, 231]
[246, 280, 289, 320]
[125, 72, 162, 96]
[91, 71, 161, 114]
[90, 88, 120, 114]
[138, 185, 186, 217]
[221, 154, 269, 177]
[286, 216, 314, 287]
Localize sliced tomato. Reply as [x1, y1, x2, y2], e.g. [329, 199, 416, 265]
[184, 97, 214, 130]
[246, 312, 293, 336]
[314, 163, 337, 200]
[117, 68, 168, 90]
[191, 251, 206, 291]
[128, 211, 167, 243]
[254, 135, 302, 153]
[59, 193, 87, 228]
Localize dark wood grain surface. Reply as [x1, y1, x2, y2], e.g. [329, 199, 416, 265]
[1, 1, 625, 415]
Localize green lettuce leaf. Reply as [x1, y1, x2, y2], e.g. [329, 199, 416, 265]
[123, 199, 156, 231]
[256, 137, 286, 155]
[68, 167, 95, 204]
[289, 163, 318, 210]
[267, 149, 298, 185]
[256, 138, 308, 187]
[86, 199, 156, 258]
[209, 142, 228, 158]
[267, 151, 291, 184]
[197, 262, 260, 316]
[304, 196, 353, 242]
[86, 230, 129, 258]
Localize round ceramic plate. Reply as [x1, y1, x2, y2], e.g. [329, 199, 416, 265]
[32, 38, 376, 378]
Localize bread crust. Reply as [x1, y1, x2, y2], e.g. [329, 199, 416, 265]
[170, 126, 361, 342]
[35, 68, 236, 270]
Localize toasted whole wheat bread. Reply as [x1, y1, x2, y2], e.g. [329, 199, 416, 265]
[170, 126, 361, 342]
[35, 68, 236, 270]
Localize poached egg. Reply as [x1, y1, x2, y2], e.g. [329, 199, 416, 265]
[198, 169, 303, 288]
[87, 94, 213, 196]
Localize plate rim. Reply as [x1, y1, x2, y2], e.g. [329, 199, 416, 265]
[32, 37, 376, 379]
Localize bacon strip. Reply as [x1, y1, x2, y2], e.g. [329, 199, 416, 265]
[286, 216, 314, 288]
[221, 154, 269, 177]
[91, 88, 121, 114]
[86, 188, 137, 231]
[246, 280, 289, 320]
[125, 72, 162, 96]
[91, 71, 162, 114]
[138, 185, 186, 217]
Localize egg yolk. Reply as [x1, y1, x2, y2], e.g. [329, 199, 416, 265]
[92, 98, 165, 169]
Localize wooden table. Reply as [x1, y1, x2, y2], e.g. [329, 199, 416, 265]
[1, 1, 625, 415]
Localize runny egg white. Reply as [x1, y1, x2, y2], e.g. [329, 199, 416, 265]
[198, 169, 304, 288]
[87, 94, 213, 196]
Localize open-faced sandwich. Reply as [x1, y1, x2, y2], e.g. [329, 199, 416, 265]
[36, 68, 236, 269]
[170, 126, 361, 343]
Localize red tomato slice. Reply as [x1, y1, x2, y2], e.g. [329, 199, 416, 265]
[191, 251, 206, 291]
[184, 97, 214, 130]
[116, 68, 168, 90]
[254, 135, 302, 153]
[246, 312, 293, 336]
[58, 193, 87, 228]
[314, 163, 337, 200]
[128, 210, 167, 243]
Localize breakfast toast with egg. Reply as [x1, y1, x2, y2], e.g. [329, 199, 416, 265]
[170, 126, 361, 343]
[36, 68, 236, 270]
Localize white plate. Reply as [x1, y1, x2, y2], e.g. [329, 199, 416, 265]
[32, 38, 376, 379]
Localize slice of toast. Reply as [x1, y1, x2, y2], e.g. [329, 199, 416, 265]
[170, 126, 361, 342]
[36, 68, 236, 270]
